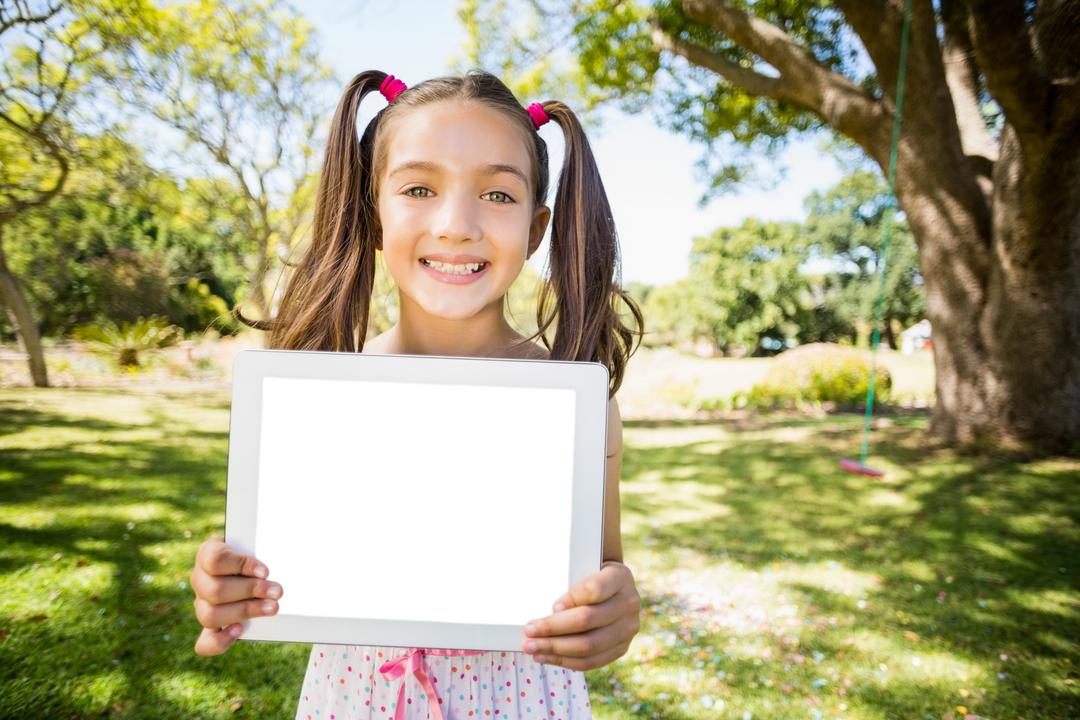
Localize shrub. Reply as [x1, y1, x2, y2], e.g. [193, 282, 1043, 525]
[73, 316, 182, 368]
[743, 342, 890, 412]
[170, 278, 239, 334]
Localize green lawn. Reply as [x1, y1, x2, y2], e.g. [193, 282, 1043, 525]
[1, 387, 1077, 719]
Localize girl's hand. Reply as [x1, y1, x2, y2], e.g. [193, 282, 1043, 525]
[190, 537, 282, 656]
[521, 561, 640, 671]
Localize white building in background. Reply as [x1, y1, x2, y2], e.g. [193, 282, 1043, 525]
[900, 319, 932, 355]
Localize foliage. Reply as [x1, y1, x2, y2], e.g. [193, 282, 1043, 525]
[0, 0, 149, 212]
[73, 315, 181, 367]
[1, 135, 245, 338]
[110, 0, 335, 318]
[743, 342, 890, 412]
[0, 0, 152, 386]
[642, 218, 835, 355]
[636, 170, 926, 355]
[802, 170, 924, 346]
[3, 389, 1078, 717]
[460, 0, 850, 194]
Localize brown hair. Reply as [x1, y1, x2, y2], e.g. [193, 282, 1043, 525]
[248, 70, 642, 395]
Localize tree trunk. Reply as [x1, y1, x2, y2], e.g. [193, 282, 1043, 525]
[906, 119, 1080, 452]
[870, 12, 998, 448]
[978, 121, 1080, 453]
[0, 227, 49, 387]
[883, 317, 897, 350]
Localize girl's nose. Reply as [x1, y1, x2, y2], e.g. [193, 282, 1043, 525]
[431, 193, 482, 244]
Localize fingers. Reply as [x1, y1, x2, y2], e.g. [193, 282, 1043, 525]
[530, 563, 639, 638]
[522, 563, 641, 671]
[194, 596, 279, 629]
[194, 624, 243, 656]
[196, 537, 268, 579]
[524, 613, 639, 669]
[190, 570, 282, 606]
[190, 538, 281, 656]
[561, 562, 627, 610]
[532, 639, 633, 673]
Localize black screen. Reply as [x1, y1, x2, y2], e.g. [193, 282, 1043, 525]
[255, 379, 574, 621]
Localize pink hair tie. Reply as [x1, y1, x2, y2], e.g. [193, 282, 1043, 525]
[380, 74, 407, 103]
[526, 102, 549, 130]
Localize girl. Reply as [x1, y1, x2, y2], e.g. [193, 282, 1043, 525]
[190, 70, 643, 720]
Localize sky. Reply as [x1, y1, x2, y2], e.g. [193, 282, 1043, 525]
[299, 0, 844, 286]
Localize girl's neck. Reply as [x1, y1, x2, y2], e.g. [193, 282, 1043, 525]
[368, 296, 542, 360]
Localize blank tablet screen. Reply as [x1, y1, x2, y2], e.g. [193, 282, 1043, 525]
[255, 377, 577, 626]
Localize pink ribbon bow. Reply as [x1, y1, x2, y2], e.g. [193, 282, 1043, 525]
[379, 648, 484, 720]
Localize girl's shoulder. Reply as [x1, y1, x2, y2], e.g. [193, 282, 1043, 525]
[506, 338, 550, 361]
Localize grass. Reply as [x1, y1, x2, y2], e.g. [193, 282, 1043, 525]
[0, 387, 306, 719]
[603, 417, 1080, 720]
[1, 388, 1078, 719]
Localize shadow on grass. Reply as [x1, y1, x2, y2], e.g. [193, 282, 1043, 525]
[0, 390, 306, 719]
[616, 414, 1080, 718]
[3, 392, 1077, 718]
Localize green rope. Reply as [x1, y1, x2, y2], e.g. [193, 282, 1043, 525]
[859, 0, 912, 467]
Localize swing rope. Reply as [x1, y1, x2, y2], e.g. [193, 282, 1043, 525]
[855, 0, 912, 471]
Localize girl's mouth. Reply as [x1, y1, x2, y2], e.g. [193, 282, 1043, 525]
[419, 259, 488, 275]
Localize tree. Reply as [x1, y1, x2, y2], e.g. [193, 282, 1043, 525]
[463, 0, 1080, 451]
[803, 169, 925, 349]
[0, 0, 103, 386]
[644, 218, 821, 354]
[2, 136, 245, 338]
[111, 0, 334, 322]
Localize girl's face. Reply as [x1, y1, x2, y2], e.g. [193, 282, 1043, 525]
[377, 101, 550, 324]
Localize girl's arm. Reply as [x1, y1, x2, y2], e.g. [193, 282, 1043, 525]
[521, 398, 641, 670]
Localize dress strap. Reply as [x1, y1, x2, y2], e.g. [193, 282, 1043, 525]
[379, 648, 485, 720]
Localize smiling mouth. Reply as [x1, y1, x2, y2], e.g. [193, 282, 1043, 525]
[420, 259, 488, 275]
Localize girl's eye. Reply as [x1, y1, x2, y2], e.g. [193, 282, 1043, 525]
[405, 187, 432, 198]
[484, 191, 514, 204]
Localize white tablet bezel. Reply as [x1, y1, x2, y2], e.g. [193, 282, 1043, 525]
[224, 349, 609, 652]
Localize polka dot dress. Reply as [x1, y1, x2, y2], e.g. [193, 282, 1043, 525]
[295, 645, 592, 720]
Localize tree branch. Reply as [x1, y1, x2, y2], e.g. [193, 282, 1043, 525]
[666, 0, 888, 158]
[0, 0, 60, 39]
[940, 0, 997, 193]
[0, 112, 69, 224]
[650, 20, 797, 104]
[964, 0, 1049, 139]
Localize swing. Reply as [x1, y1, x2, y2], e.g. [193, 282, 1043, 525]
[840, 0, 912, 479]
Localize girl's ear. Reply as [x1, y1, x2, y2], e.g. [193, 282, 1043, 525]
[527, 205, 551, 259]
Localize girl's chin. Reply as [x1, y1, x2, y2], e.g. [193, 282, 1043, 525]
[406, 296, 505, 323]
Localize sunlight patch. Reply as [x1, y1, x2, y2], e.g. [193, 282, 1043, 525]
[864, 489, 914, 509]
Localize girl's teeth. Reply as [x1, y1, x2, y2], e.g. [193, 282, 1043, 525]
[423, 260, 483, 274]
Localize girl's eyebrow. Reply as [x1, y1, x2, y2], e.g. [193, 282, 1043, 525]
[477, 163, 529, 187]
[388, 160, 528, 187]
[388, 160, 440, 178]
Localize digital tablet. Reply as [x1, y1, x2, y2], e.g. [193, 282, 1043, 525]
[224, 349, 610, 652]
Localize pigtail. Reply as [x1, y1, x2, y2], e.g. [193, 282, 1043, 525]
[255, 71, 388, 352]
[537, 102, 643, 396]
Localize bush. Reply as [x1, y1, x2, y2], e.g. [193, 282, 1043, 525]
[170, 278, 239, 334]
[73, 316, 182, 368]
[742, 342, 890, 412]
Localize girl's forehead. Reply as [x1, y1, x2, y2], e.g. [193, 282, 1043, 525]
[381, 101, 533, 174]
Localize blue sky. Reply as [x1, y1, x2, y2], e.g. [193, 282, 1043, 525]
[299, 0, 843, 286]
